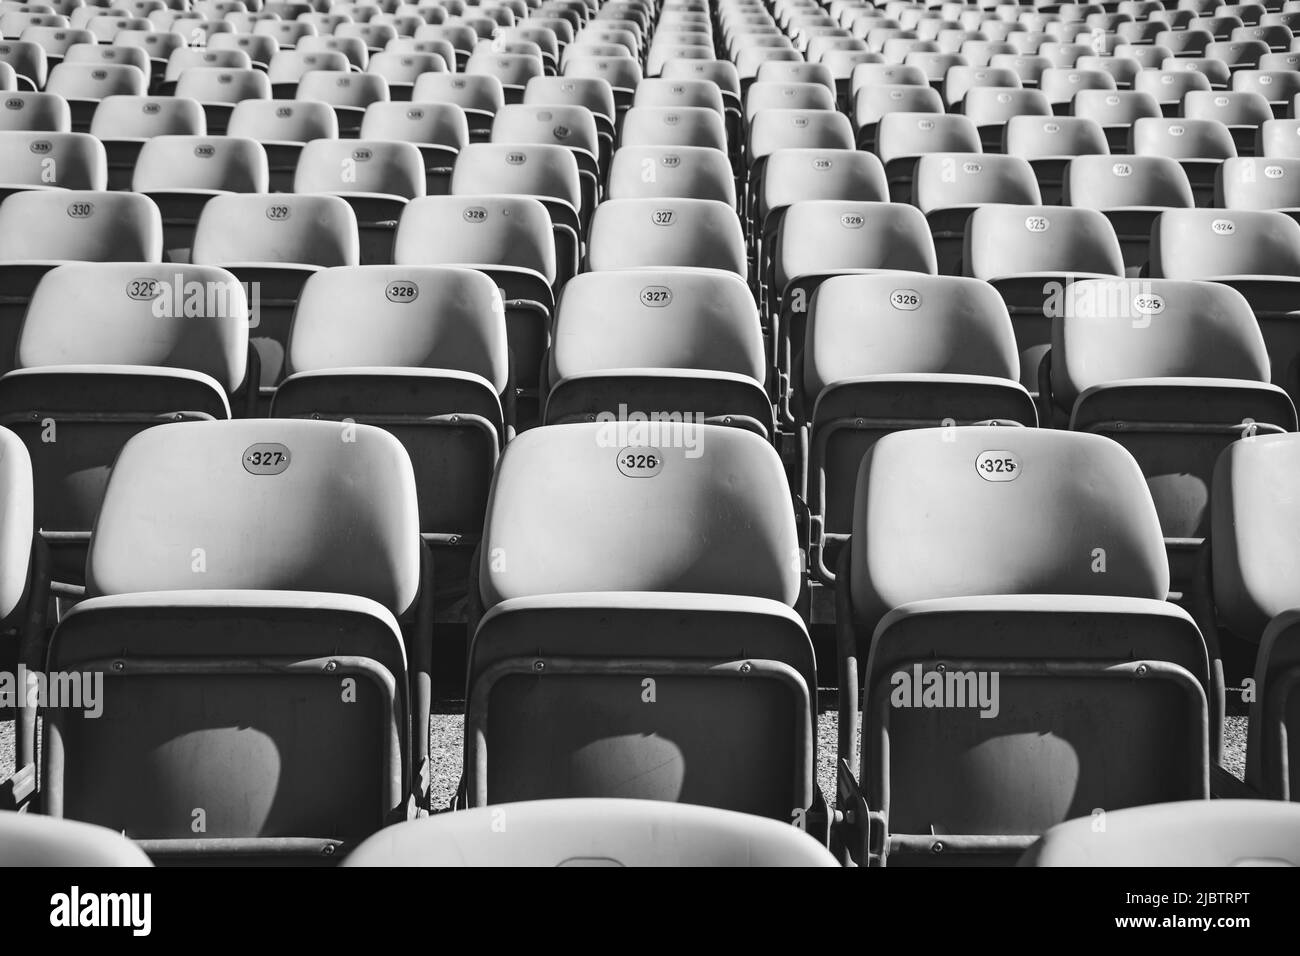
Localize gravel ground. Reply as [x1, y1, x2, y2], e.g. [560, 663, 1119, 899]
[0, 708, 1251, 812]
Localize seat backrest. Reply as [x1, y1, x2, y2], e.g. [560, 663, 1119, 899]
[850, 426, 1169, 629]
[585, 197, 746, 275]
[163, 46, 252, 83]
[90, 94, 205, 139]
[1183, 89, 1273, 127]
[296, 69, 390, 107]
[85, 419, 420, 616]
[606, 143, 734, 205]
[62, 41, 151, 75]
[1134, 115, 1238, 158]
[1135, 66, 1214, 104]
[45, 61, 147, 99]
[1219, 156, 1300, 209]
[453, 141, 581, 207]
[761, 147, 889, 214]
[1063, 154, 1196, 208]
[775, 199, 938, 286]
[943, 64, 1021, 107]
[411, 72, 505, 112]
[341, 798, 839, 867]
[173, 66, 272, 105]
[1072, 88, 1163, 129]
[749, 107, 855, 163]
[17, 261, 249, 394]
[191, 193, 360, 267]
[0, 425, 31, 623]
[478, 421, 800, 609]
[393, 194, 556, 283]
[1259, 118, 1300, 159]
[293, 138, 425, 198]
[874, 111, 981, 163]
[619, 105, 728, 150]
[744, 79, 836, 120]
[132, 135, 269, 193]
[285, 264, 507, 393]
[1004, 114, 1109, 157]
[914, 152, 1042, 211]
[1039, 65, 1117, 104]
[1050, 277, 1270, 407]
[1021, 800, 1300, 866]
[488, 102, 599, 158]
[548, 268, 764, 383]
[0, 810, 151, 866]
[964, 204, 1124, 278]
[227, 98, 339, 142]
[1149, 207, 1300, 277]
[524, 75, 616, 123]
[0, 189, 160, 261]
[1212, 431, 1300, 638]
[0, 129, 104, 188]
[360, 101, 467, 150]
[803, 272, 1018, 399]
[631, 76, 725, 114]
[961, 86, 1052, 126]
[0, 91, 70, 133]
[266, 50, 353, 86]
[853, 83, 944, 130]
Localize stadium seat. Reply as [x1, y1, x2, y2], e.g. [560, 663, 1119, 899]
[192, 193, 359, 394]
[359, 101, 466, 197]
[294, 138, 426, 265]
[543, 267, 770, 436]
[451, 141, 583, 283]
[1039, 66, 1117, 115]
[45, 61, 147, 132]
[851, 82, 942, 155]
[874, 111, 982, 202]
[1004, 114, 1109, 203]
[273, 264, 507, 603]
[38, 417, 429, 862]
[1259, 117, 1300, 158]
[393, 194, 556, 424]
[837, 427, 1212, 866]
[619, 105, 730, 163]
[1217, 155, 1300, 215]
[90, 95, 205, 190]
[0, 129, 105, 200]
[343, 799, 839, 866]
[1131, 115, 1237, 206]
[769, 199, 938, 408]
[1063, 154, 1196, 275]
[1045, 275, 1294, 620]
[227, 99, 339, 193]
[0, 261, 251, 587]
[1149, 208, 1300, 401]
[586, 197, 746, 276]
[961, 86, 1051, 153]
[160, 47, 253, 94]
[1184, 89, 1274, 155]
[133, 135, 269, 262]
[1020, 800, 1300, 865]
[463, 421, 821, 831]
[607, 143, 734, 229]
[172, 67, 271, 136]
[296, 70, 390, 137]
[0, 189, 162, 376]
[410, 73, 504, 141]
[0, 92, 69, 137]
[0, 40, 47, 92]
[0, 811, 152, 866]
[1212, 432, 1300, 797]
[267, 50, 353, 101]
[914, 153, 1042, 275]
[752, 147, 888, 278]
[797, 273, 1034, 584]
[489, 102, 601, 213]
[1233, 68, 1300, 116]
